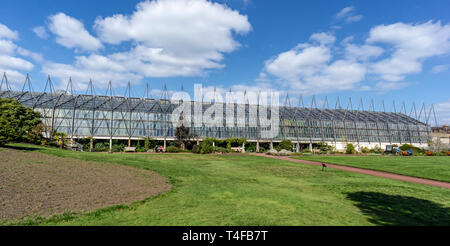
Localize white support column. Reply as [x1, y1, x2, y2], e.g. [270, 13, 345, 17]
[109, 138, 113, 154]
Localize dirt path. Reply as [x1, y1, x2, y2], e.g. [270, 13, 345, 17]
[0, 148, 171, 221]
[251, 153, 450, 189]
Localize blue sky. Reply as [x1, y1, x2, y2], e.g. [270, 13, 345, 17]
[0, 0, 449, 124]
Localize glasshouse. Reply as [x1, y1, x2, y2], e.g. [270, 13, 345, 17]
[0, 75, 436, 151]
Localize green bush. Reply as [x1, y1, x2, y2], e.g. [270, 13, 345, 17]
[0, 98, 42, 146]
[214, 147, 230, 153]
[166, 146, 182, 153]
[144, 138, 150, 151]
[246, 144, 256, 153]
[316, 142, 333, 152]
[360, 146, 370, 154]
[94, 142, 107, 152]
[199, 138, 215, 154]
[277, 139, 293, 151]
[372, 145, 383, 153]
[192, 145, 200, 154]
[399, 144, 414, 151]
[225, 138, 246, 147]
[345, 143, 356, 154]
[111, 144, 124, 152]
[399, 143, 423, 154]
[433, 152, 447, 156]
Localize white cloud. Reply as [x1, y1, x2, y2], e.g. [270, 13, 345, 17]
[0, 55, 34, 71]
[346, 15, 363, 23]
[0, 23, 19, 40]
[309, 32, 336, 45]
[16, 47, 43, 62]
[261, 21, 450, 95]
[48, 13, 102, 51]
[373, 81, 410, 92]
[265, 34, 366, 93]
[44, 0, 251, 89]
[434, 99, 450, 125]
[431, 64, 450, 74]
[42, 54, 141, 90]
[336, 6, 354, 19]
[94, 0, 250, 73]
[368, 21, 450, 81]
[305, 60, 366, 91]
[0, 23, 39, 88]
[263, 33, 367, 94]
[344, 43, 384, 61]
[33, 26, 48, 39]
[336, 6, 363, 23]
[265, 44, 332, 84]
[0, 39, 16, 55]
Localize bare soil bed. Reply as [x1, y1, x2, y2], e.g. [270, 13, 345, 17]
[0, 148, 171, 221]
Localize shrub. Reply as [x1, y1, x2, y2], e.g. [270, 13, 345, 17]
[225, 138, 246, 147]
[345, 143, 356, 154]
[166, 146, 182, 153]
[433, 152, 447, 156]
[94, 142, 107, 152]
[192, 145, 200, 154]
[277, 139, 293, 151]
[144, 138, 150, 151]
[0, 98, 42, 146]
[246, 144, 256, 153]
[199, 138, 215, 154]
[399, 144, 413, 151]
[399, 143, 422, 154]
[111, 144, 124, 152]
[360, 146, 370, 154]
[425, 151, 433, 156]
[214, 147, 230, 153]
[316, 142, 333, 152]
[372, 145, 383, 153]
[53, 132, 68, 149]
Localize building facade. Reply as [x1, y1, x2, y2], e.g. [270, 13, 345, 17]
[0, 83, 433, 151]
[432, 125, 450, 147]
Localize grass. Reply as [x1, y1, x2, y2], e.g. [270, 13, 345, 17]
[291, 155, 450, 182]
[2, 143, 450, 226]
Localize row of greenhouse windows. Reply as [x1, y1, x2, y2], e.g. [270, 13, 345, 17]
[38, 108, 430, 142]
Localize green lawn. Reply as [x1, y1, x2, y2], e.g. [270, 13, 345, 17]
[292, 155, 450, 182]
[2, 143, 450, 226]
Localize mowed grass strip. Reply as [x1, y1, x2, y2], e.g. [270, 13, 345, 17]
[291, 155, 450, 182]
[3, 143, 450, 226]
